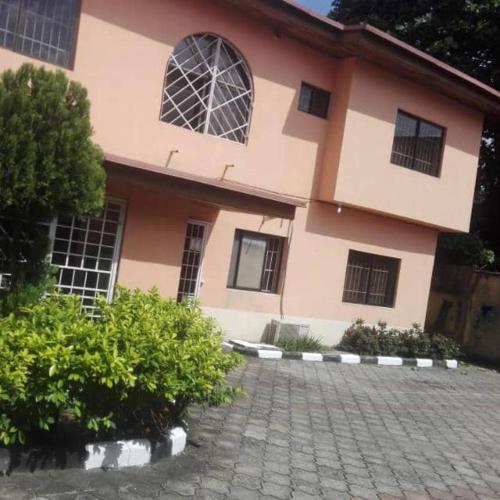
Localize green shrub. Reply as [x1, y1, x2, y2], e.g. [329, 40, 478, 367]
[0, 287, 242, 446]
[337, 319, 461, 359]
[277, 334, 324, 352]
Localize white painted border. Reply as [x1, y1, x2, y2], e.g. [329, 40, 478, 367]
[302, 352, 323, 362]
[84, 426, 186, 470]
[340, 354, 360, 364]
[258, 349, 283, 359]
[416, 358, 433, 368]
[378, 356, 403, 366]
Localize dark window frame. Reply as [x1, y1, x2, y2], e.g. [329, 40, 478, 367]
[298, 82, 331, 119]
[0, 0, 81, 69]
[342, 250, 400, 308]
[227, 229, 285, 294]
[390, 110, 446, 177]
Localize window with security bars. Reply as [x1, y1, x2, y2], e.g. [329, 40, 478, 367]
[177, 221, 207, 302]
[342, 250, 400, 307]
[50, 200, 125, 314]
[298, 82, 331, 119]
[227, 230, 284, 293]
[391, 110, 445, 177]
[160, 33, 253, 144]
[0, 0, 80, 68]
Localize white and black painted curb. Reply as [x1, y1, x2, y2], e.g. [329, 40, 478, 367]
[226, 340, 458, 369]
[0, 427, 187, 475]
[84, 427, 187, 470]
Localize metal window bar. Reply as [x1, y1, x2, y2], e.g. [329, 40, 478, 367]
[50, 199, 125, 315]
[261, 237, 282, 293]
[177, 221, 207, 302]
[161, 33, 253, 144]
[343, 251, 399, 307]
[391, 111, 444, 177]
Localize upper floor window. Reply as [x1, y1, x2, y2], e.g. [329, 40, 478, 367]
[391, 110, 445, 177]
[298, 82, 330, 119]
[0, 0, 80, 68]
[160, 33, 253, 144]
[227, 230, 284, 293]
[342, 250, 400, 308]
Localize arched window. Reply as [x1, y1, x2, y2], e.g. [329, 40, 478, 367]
[160, 34, 253, 144]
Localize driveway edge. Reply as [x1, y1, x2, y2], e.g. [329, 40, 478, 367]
[227, 341, 458, 369]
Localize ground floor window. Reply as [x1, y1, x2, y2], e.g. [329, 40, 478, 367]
[50, 199, 126, 313]
[342, 250, 400, 307]
[227, 229, 284, 293]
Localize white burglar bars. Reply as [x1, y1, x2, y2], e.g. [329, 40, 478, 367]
[177, 221, 208, 302]
[50, 199, 125, 314]
[160, 33, 253, 144]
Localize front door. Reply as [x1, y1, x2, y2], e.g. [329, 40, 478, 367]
[177, 220, 208, 302]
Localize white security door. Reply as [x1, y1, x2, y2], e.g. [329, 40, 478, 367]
[177, 221, 208, 302]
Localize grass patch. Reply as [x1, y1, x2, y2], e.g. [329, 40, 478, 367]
[277, 334, 325, 352]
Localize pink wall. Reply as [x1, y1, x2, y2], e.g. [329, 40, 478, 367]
[109, 178, 437, 337]
[0, 0, 482, 340]
[0, 0, 483, 231]
[319, 59, 484, 232]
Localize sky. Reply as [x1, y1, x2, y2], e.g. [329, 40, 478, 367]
[296, 0, 331, 15]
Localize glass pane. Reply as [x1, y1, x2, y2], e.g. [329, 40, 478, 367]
[227, 235, 241, 287]
[299, 83, 313, 113]
[414, 120, 443, 176]
[391, 112, 418, 168]
[310, 88, 330, 118]
[235, 234, 266, 290]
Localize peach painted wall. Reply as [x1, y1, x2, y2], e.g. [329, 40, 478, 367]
[319, 59, 484, 232]
[0, 0, 479, 340]
[0, 0, 334, 202]
[0, 0, 483, 230]
[108, 177, 437, 342]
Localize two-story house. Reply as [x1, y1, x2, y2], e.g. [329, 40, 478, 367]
[1, 0, 499, 344]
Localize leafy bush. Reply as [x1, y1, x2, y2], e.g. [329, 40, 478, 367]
[0, 287, 242, 446]
[337, 319, 461, 359]
[277, 334, 324, 352]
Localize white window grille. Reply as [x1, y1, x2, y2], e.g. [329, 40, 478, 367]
[0, 0, 80, 68]
[177, 221, 208, 302]
[160, 33, 253, 144]
[49, 199, 125, 314]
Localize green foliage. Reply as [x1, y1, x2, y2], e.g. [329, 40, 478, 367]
[0, 63, 105, 290]
[0, 287, 242, 446]
[337, 319, 461, 359]
[0, 63, 105, 216]
[277, 334, 324, 352]
[329, 0, 500, 270]
[437, 233, 496, 269]
[0, 263, 56, 317]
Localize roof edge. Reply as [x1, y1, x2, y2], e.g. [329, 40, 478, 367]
[239, 0, 500, 119]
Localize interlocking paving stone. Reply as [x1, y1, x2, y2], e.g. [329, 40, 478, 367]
[1, 359, 500, 499]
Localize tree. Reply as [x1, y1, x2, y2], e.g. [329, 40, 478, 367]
[0, 64, 105, 297]
[330, 0, 500, 269]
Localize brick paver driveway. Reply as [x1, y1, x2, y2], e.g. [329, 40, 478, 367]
[1, 358, 500, 499]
